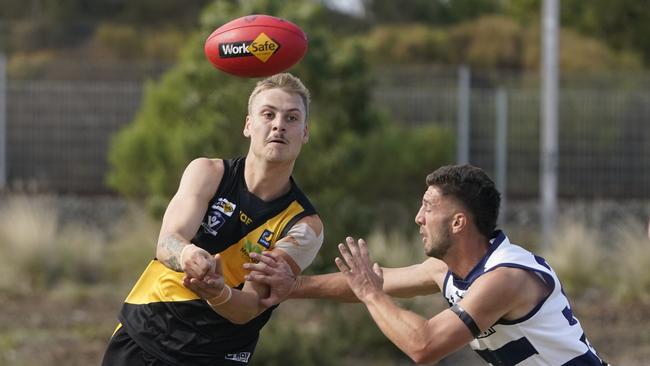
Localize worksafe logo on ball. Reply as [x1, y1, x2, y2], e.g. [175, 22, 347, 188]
[218, 32, 280, 63]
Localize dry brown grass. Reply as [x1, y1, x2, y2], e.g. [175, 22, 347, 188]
[0, 195, 648, 365]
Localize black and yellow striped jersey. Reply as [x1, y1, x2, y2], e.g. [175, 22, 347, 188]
[118, 157, 318, 366]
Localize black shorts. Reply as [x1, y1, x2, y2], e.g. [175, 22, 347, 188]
[101, 325, 170, 366]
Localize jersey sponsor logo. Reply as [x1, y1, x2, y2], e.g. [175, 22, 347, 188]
[215, 197, 236, 217]
[477, 327, 495, 339]
[239, 211, 253, 225]
[257, 229, 274, 248]
[224, 352, 251, 363]
[446, 288, 466, 305]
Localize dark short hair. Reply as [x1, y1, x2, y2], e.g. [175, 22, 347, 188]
[426, 165, 501, 238]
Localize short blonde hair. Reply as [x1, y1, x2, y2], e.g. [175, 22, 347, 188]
[247, 73, 310, 119]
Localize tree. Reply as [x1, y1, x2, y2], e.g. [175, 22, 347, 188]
[107, 0, 453, 266]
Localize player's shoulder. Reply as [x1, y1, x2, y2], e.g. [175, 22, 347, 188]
[472, 265, 539, 301]
[421, 257, 448, 283]
[183, 157, 225, 179]
[186, 157, 223, 170]
[178, 158, 226, 198]
[294, 213, 323, 235]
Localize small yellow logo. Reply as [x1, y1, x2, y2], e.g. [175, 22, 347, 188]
[248, 33, 279, 63]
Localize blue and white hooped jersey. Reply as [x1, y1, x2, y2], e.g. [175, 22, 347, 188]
[442, 231, 609, 366]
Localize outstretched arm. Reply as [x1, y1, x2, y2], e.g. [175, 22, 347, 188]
[336, 237, 544, 364]
[244, 242, 446, 306]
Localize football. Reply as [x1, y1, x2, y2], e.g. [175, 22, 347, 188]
[204, 14, 308, 78]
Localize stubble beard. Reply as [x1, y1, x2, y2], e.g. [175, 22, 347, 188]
[425, 223, 453, 259]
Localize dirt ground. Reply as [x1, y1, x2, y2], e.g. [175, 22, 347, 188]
[1, 287, 648, 366]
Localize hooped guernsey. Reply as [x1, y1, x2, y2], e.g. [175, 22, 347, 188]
[118, 157, 319, 366]
[443, 231, 609, 366]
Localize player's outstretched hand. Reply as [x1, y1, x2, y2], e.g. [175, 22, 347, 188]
[244, 251, 296, 307]
[335, 237, 384, 303]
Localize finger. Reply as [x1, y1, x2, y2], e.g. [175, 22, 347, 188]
[346, 237, 361, 264]
[338, 243, 355, 270]
[373, 262, 383, 277]
[185, 267, 201, 279]
[213, 253, 223, 275]
[250, 252, 278, 267]
[189, 277, 205, 287]
[243, 262, 272, 274]
[205, 277, 223, 287]
[358, 238, 372, 267]
[335, 256, 350, 274]
[244, 273, 270, 284]
[262, 251, 281, 260]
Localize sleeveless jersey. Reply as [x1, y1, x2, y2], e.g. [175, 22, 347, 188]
[442, 231, 608, 366]
[118, 157, 318, 366]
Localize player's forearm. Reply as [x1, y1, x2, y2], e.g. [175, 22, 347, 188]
[292, 273, 359, 302]
[363, 292, 443, 364]
[157, 233, 191, 272]
[208, 287, 266, 324]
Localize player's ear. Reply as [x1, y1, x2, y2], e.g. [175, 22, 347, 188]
[451, 212, 466, 234]
[302, 123, 309, 144]
[243, 116, 251, 138]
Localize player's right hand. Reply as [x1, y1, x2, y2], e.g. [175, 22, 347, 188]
[181, 244, 217, 280]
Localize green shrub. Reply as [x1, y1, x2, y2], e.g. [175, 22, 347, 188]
[107, 0, 453, 245]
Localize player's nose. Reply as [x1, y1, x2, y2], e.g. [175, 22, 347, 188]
[415, 207, 425, 225]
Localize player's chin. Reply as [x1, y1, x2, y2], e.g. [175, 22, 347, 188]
[264, 149, 298, 163]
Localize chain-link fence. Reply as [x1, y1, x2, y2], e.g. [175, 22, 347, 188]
[1, 61, 649, 199]
[373, 65, 650, 200]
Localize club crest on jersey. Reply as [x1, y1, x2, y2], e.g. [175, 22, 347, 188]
[202, 211, 226, 236]
[257, 229, 274, 248]
[201, 197, 236, 236]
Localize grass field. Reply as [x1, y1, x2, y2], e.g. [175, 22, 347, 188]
[0, 195, 649, 365]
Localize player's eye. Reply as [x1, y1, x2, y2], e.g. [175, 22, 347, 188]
[287, 115, 299, 122]
[262, 111, 274, 119]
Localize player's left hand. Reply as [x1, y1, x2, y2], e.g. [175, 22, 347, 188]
[335, 237, 384, 303]
[183, 253, 226, 300]
[244, 251, 296, 307]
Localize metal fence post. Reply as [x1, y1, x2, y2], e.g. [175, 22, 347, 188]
[541, 0, 559, 247]
[0, 53, 6, 190]
[495, 88, 508, 223]
[457, 65, 471, 164]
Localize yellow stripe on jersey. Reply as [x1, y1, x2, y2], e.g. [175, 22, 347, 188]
[221, 200, 305, 288]
[124, 200, 306, 305]
[125, 260, 200, 304]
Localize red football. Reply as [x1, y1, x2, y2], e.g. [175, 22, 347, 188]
[204, 14, 308, 78]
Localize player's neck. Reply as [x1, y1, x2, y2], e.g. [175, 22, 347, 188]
[244, 156, 294, 201]
[444, 234, 490, 279]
